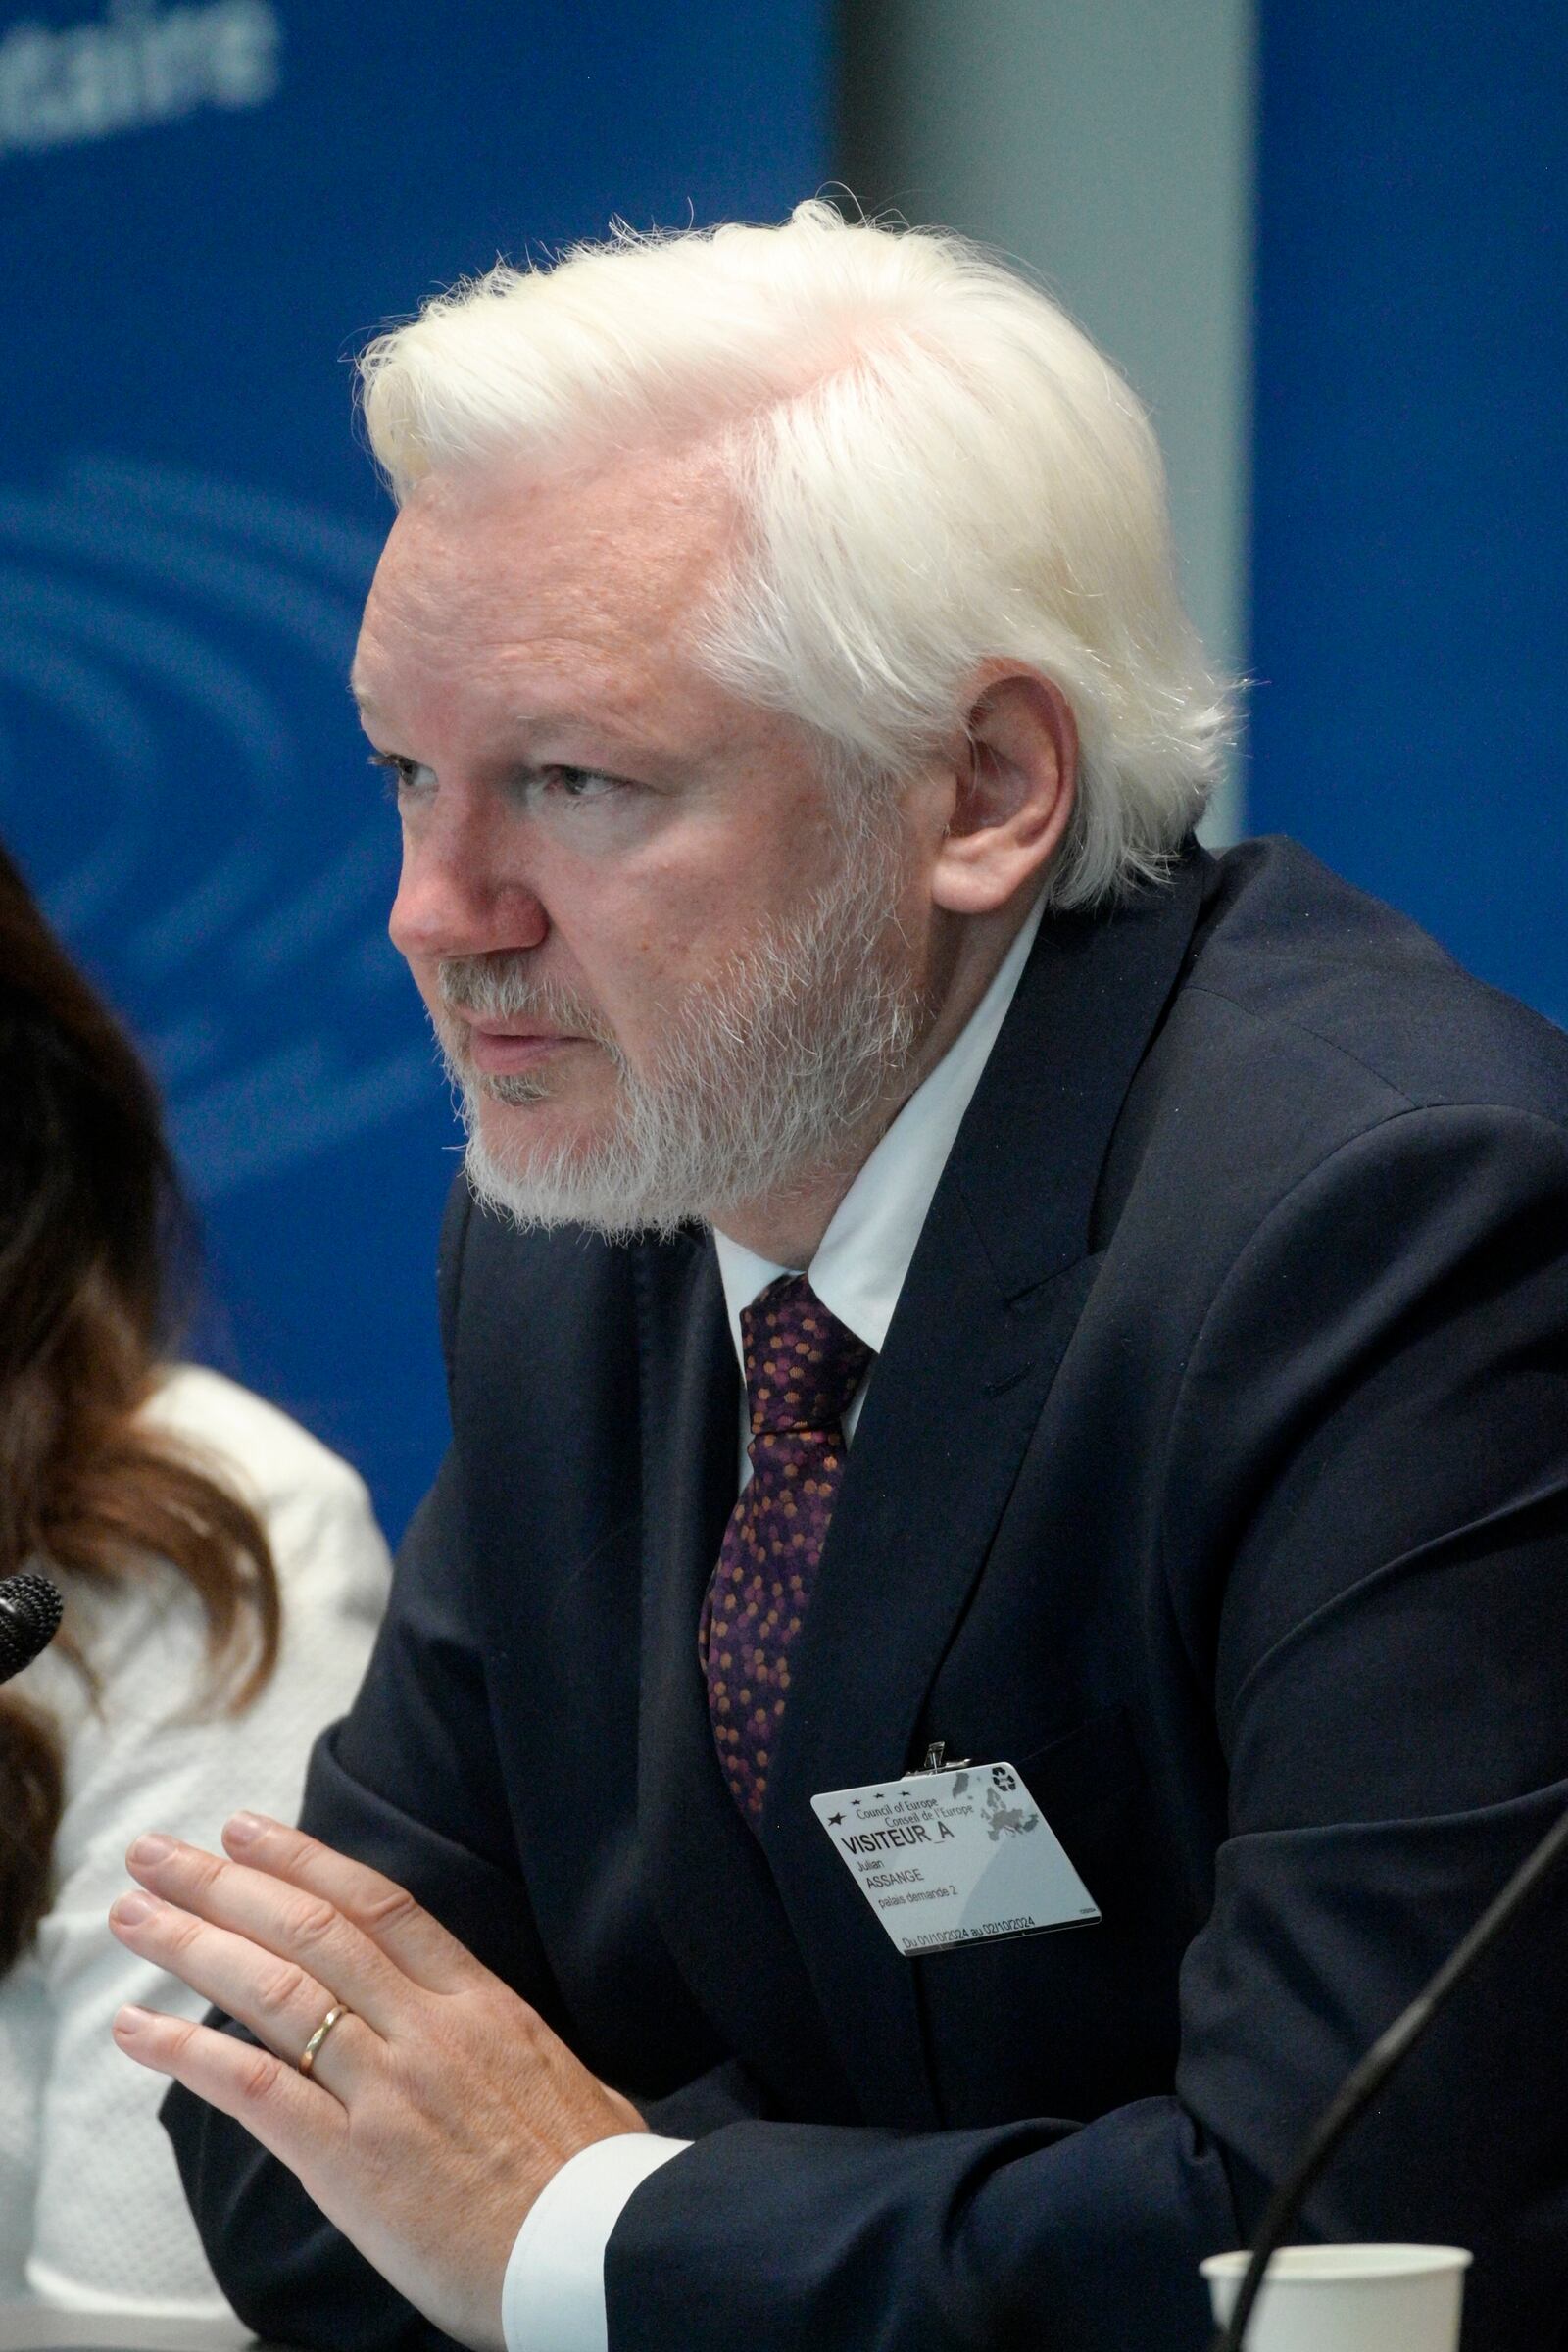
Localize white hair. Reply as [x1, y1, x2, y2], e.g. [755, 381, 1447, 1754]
[358, 202, 1232, 906]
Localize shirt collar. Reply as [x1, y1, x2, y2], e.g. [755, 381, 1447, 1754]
[712, 893, 1048, 1365]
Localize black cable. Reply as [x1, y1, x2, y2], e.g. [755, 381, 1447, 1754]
[1210, 1795, 1568, 2352]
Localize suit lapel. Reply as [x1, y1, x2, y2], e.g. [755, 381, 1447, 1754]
[760, 851, 1214, 2113]
[633, 1236, 862, 2121]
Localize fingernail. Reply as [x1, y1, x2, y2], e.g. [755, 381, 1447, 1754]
[114, 2005, 153, 2037]
[224, 1811, 268, 1844]
[111, 1891, 158, 1928]
[128, 1832, 174, 1867]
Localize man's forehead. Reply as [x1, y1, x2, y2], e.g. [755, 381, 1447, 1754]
[354, 447, 736, 680]
[385, 445, 733, 586]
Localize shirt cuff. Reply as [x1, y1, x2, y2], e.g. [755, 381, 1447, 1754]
[502, 2132, 690, 2352]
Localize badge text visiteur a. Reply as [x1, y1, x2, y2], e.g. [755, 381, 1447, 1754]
[810, 1760, 1101, 1957]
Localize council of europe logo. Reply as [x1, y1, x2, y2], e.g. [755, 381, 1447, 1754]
[0, 454, 443, 1198]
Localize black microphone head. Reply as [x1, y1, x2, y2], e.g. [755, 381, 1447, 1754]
[0, 1571, 66, 1684]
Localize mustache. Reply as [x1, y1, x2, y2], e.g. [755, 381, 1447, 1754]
[437, 954, 613, 1045]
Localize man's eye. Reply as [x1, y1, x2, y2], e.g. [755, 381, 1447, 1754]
[538, 765, 622, 801]
[367, 755, 629, 806]
[368, 752, 427, 800]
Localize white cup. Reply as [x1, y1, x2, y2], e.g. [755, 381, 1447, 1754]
[1200, 2243, 1472, 2351]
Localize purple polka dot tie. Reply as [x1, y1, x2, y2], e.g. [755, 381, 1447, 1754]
[701, 1274, 872, 1824]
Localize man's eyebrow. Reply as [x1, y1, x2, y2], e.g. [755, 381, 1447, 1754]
[500, 706, 685, 760]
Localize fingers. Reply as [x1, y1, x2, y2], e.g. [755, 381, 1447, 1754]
[112, 2001, 351, 2173]
[108, 1887, 370, 2092]
[220, 1813, 485, 1993]
[108, 1835, 616, 2351]
[122, 1833, 412, 2033]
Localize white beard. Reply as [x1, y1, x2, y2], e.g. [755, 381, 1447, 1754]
[432, 814, 927, 1243]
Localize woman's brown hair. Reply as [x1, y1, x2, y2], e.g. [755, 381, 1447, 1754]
[0, 839, 281, 1970]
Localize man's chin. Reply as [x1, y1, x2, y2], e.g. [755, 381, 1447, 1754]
[466, 1096, 586, 1189]
[465, 1075, 609, 1167]
[460, 1112, 676, 1243]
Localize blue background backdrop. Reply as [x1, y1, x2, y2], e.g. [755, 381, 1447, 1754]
[3, 0, 1562, 1544]
[0, 0, 830, 1538]
[1250, 0, 1566, 1027]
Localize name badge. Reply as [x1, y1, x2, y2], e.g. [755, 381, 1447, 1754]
[810, 1760, 1101, 1957]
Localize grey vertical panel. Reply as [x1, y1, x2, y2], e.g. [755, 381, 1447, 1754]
[840, 0, 1255, 835]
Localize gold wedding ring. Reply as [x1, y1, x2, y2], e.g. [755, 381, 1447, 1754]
[298, 2001, 350, 2078]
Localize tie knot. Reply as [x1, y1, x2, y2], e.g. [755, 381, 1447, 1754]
[739, 1275, 871, 1437]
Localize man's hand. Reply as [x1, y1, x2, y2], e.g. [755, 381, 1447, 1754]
[108, 1814, 646, 2350]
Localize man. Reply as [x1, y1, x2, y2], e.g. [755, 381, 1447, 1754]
[112, 207, 1568, 2350]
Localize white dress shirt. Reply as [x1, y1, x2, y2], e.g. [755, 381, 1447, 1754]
[502, 896, 1046, 2352]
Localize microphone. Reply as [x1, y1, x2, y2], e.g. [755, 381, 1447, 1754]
[1210, 1791, 1568, 2350]
[0, 1571, 65, 1685]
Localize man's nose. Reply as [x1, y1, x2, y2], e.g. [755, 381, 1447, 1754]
[388, 806, 549, 965]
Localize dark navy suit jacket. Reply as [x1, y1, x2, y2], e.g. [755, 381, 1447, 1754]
[166, 840, 1568, 2350]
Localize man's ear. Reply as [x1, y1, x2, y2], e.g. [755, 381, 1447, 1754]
[930, 667, 1078, 916]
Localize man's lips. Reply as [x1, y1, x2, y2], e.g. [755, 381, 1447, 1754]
[463, 1024, 589, 1075]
